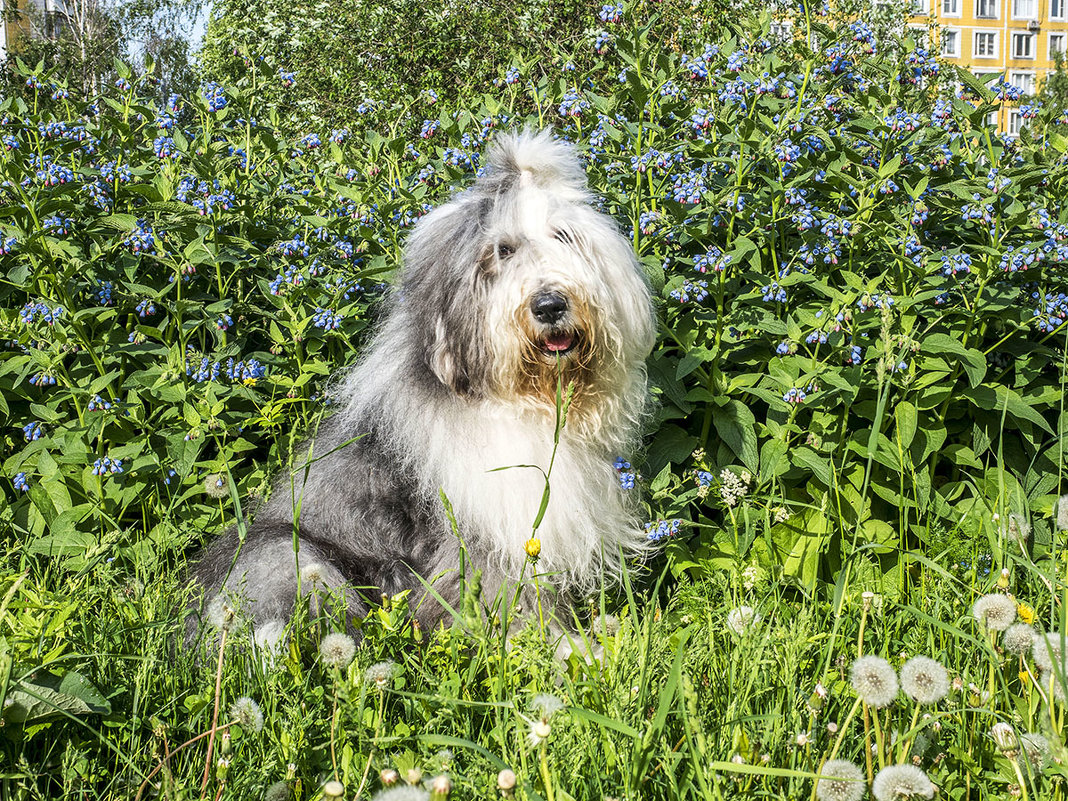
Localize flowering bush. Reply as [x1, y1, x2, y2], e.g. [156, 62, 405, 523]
[4, 6, 1068, 593]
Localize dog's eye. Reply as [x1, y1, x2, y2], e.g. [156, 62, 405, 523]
[553, 229, 574, 245]
[496, 243, 516, 259]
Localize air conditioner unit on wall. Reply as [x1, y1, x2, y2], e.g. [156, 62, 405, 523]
[1028, 19, 1041, 31]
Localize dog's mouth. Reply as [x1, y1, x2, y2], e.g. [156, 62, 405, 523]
[539, 331, 579, 358]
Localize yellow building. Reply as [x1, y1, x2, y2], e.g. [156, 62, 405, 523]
[909, 0, 1068, 132]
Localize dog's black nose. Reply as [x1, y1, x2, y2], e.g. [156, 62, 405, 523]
[531, 292, 568, 324]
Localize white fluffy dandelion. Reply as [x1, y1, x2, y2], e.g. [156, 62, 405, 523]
[1032, 631, 1065, 672]
[319, 633, 356, 670]
[990, 721, 1019, 753]
[899, 656, 949, 705]
[726, 606, 761, 636]
[264, 780, 292, 801]
[299, 562, 329, 588]
[815, 758, 866, 801]
[203, 473, 229, 499]
[850, 655, 899, 708]
[871, 764, 935, 801]
[972, 593, 1017, 632]
[206, 593, 242, 633]
[527, 717, 552, 749]
[229, 696, 264, 733]
[1055, 495, 1068, 531]
[531, 693, 565, 720]
[364, 659, 398, 688]
[1021, 732, 1050, 771]
[1003, 623, 1035, 656]
[1002, 513, 1031, 544]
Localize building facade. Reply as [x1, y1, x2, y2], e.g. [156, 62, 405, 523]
[0, 1, 70, 62]
[909, 0, 1068, 132]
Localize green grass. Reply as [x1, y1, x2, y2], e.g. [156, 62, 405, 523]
[4, 530, 1068, 800]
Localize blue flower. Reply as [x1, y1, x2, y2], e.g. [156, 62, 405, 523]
[91, 457, 124, 477]
[645, 519, 682, 542]
[202, 82, 228, 112]
[312, 307, 344, 331]
[598, 2, 623, 22]
[23, 421, 44, 441]
[13, 472, 29, 492]
[122, 219, 156, 253]
[279, 70, 297, 87]
[135, 299, 157, 317]
[88, 394, 112, 412]
[154, 136, 178, 159]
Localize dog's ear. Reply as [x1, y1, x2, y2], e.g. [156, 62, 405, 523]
[429, 316, 470, 394]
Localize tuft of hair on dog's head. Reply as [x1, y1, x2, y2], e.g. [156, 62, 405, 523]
[480, 129, 591, 203]
[373, 128, 655, 429]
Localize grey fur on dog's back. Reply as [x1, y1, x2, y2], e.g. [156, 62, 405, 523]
[186, 130, 655, 646]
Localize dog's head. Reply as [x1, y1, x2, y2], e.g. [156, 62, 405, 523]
[398, 130, 655, 416]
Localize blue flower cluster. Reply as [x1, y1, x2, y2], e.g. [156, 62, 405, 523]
[20, 301, 65, 325]
[202, 82, 228, 112]
[670, 279, 709, 303]
[13, 472, 29, 492]
[88, 394, 112, 411]
[23, 421, 44, 441]
[312, 307, 344, 330]
[645, 519, 682, 542]
[693, 248, 730, 273]
[558, 90, 590, 117]
[186, 354, 267, 385]
[92, 457, 124, 477]
[939, 252, 971, 277]
[122, 219, 156, 253]
[598, 3, 623, 22]
[613, 457, 635, 489]
[1033, 292, 1068, 333]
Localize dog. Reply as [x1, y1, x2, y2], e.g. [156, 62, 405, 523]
[187, 129, 656, 649]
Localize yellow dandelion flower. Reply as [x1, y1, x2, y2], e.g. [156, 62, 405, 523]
[1019, 670, 1031, 686]
[1018, 603, 1035, 624]
[525, 538, 541, 559]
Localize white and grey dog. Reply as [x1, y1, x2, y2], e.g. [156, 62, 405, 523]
[189, 130, 655, 645]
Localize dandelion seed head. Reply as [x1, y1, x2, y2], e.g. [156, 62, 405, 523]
[497, 769, 517, 791]
[899, 655, 949, 705]
[527, 718, 551, 748]
[203, 473, 229, 498]
[364, 659, 398, 687]
[531, 693, 565, 720]
[229, 696, 264, 732]
[319, 632, 357, 669]
[990, 721, 1019, 753]
[299, 562, 328, 587]
[1021, 732, 1050, 770]
[206, 593, 241, 633]
[1003, 623, 1035, 656]
[1032, 631, 1065, 672]
[972, 593, 1017, 631]
[1055, 495, 1068, 531]
[871, 764, 935, 801]
[815, 759, 865, 801]
[850, 655, 899, 708]
[1003, 512, 1031, 543]
[726, 605, 760, 635]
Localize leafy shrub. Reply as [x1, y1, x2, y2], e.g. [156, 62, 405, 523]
[3, 6, 1068, 595]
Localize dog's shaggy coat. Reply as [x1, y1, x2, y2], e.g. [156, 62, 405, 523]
[189, 130, 655, 643]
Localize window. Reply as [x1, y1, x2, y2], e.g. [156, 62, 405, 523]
[1051, 32, 1067, 55]
[976, 0, 999, 17]
[1006, 109, 1022, 137]
[911, 0, 929, 12]
[1011, 31, 1035, 57]
[1012, 0, 1036, 18]
[1009, 70, 1036, 93]
[770, 20, 792, 42]
[942, 29, 961, 56]
[942, 0, 961, 13]
[1052, 0, 1065, 19]
[975, 31, 998, 57]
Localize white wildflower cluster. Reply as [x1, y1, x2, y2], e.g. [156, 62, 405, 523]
[719, 469, 751, 507]
[726, 605, 761, 636]
[772, 506, 790, 524]
[871, 764, 935, 801]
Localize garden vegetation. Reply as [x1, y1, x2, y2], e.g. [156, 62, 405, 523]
[3, 0, 1068, 798]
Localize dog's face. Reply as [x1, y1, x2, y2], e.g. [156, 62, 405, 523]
[398, 132, 655, 416]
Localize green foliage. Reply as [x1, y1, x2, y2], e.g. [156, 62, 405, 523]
[197, 0, 734, 131]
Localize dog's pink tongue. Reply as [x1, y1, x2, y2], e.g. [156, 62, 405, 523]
[545, 334, 574, 352]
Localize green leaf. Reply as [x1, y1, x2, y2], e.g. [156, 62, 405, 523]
[711, 399, 758, 473]
[922, 334, 986, 388]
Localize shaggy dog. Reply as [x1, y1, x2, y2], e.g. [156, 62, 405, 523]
[188, 130, 655, 647]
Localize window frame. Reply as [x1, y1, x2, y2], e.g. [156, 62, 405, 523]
[1011, 0, 1037, 19]
[1011, 30, 1035, 58]
[975, 0, 1000, 19]
[941, 28, 962, 57]
[974, 30, 999, 58]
